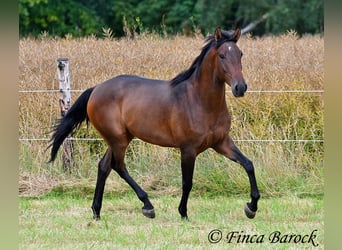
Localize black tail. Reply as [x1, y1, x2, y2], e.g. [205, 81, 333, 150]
[48, 87, 95, 162]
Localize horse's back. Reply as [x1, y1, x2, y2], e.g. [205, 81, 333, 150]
[88, 74, 169, 105]
[87, 74, 177, 146]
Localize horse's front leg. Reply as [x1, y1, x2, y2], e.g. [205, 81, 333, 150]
[213, 136, 260, 219]
[178, 148, 196, 220]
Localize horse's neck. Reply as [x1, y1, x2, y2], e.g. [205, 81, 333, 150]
[193, 59, 227, 112]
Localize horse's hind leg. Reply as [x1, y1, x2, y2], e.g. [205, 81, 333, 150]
[91, 148, 112, 220]
[214, 136, 260, 219]
[111, 143, 155, 218]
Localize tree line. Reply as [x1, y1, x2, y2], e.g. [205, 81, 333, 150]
[19, 0, 323, 38]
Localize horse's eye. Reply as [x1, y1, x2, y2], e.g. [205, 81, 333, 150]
[219, 54, 225, 59]
[241, 52, 244, 57]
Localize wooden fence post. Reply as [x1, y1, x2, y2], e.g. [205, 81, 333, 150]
[57, 58, 73, 171]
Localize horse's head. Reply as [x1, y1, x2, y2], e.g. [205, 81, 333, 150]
[214, 28, 247, 97]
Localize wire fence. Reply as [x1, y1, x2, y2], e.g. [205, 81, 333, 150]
[19, 88, 324, 143]
[18, 89, 324, 94]
[18, 137, 324, 143]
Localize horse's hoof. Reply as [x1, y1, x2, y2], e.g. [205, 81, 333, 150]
[142, 208, 155, 218]
[91, 206, 100, 220]
[244, 203, 256, 219]
[93, 215, 100, 221]
[181, 215, 189, 221]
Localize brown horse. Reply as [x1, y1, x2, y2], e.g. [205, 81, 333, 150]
[49, 28, 260, 220]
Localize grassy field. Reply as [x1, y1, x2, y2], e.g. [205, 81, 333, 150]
[19, 32, 323, 248]
[19, 32, 323, 196]
[20, 190, 323, 249]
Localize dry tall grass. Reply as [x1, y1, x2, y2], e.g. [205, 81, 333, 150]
[19, 32, 323, 198]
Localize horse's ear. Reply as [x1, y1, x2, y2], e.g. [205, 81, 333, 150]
[214, 28, 222, 41]
[233, 28, 241, 42]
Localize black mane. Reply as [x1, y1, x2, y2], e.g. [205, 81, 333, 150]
[170, 29, 238, 87]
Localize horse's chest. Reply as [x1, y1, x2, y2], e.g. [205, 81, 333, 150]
[202, 126, 226, 145]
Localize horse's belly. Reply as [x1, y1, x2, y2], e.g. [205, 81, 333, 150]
[124, 113, 177, 147]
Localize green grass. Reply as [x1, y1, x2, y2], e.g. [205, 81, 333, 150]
[19, 191, 323, 249]
[19, 139, 323, 199]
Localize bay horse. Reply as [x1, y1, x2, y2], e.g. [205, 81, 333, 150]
[49, 28, 260, 220]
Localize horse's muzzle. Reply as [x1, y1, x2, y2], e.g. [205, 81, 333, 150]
[231, 81, 247, 97]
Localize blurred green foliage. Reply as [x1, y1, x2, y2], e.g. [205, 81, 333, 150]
[19, 0, 323, 38]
